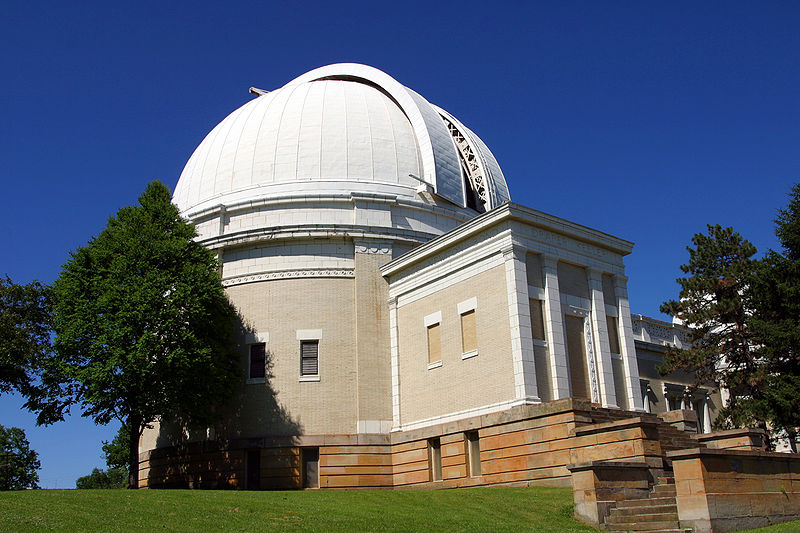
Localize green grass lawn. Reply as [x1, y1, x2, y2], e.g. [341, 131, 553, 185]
[3, 486, 799, 532]
[0, 486, 595, 532]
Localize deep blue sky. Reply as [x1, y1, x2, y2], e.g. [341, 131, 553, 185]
[1, 1, 798, 488]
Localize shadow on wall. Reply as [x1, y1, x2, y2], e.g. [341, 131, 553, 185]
[147, 310, 302, 489]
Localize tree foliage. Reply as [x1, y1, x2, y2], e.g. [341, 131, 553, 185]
[0, 277, 52, 401]
[47, 181, 241, 487]
[661, 185, 800, 450]
[75, 467, 128, 489]
[0, 425, 40, 490]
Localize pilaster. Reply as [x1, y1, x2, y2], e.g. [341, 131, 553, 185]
[588, 268, 618, 408]
[614, 274, 643, 410]
[502, 242, 540, 402]
[542, 255, 570, 399]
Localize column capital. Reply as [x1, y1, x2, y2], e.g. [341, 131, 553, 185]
[541, 254, 559, 271]
[587, 267, 604, 282]
[612, 274, 629, 286]
[501, 239, 527, 261]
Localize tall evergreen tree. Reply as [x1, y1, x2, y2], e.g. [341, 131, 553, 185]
[659, 225, 766, 432]
[749, 184, 800, 451]
[46, 181, 241, 488]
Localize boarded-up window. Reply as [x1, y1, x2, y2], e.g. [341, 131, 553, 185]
[427, 323, 441, 364]
[602, 274, 617, 307]
[465, 431, 481, 477]
[558, 262, 589, 299]
[300, 340, 319, 376]
[526, 253, 544, 288]
[529, 299, 546, 341]
[249, 343, 266, 379]
[460, 310, 477, 353]
[607, 316, 621, 354]
[565, 315, 590, 399]
[429, 438, 442, 481]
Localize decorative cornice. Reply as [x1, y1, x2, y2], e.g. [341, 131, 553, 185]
[222, 268, 354, 287]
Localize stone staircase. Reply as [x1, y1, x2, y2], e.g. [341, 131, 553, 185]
[586, 407, 704, 532]
[605, 475, 690, 533]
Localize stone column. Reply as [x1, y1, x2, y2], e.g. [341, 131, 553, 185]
[703, 394, 712, 434]
[613, 275, 643, 411]
[542, 255, 570, 399]
[588, 268, 618, 408]
[502, 242, 539, 402]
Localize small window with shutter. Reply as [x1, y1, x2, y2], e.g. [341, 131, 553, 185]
[249, 343, 266, 379]
[300, 340, 319, 376]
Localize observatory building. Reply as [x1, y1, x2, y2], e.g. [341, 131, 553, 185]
[140, 64, 721, 493]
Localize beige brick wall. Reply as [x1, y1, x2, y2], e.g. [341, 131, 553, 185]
[226, 277, 358, 435]
[396, 265, 515, 424]
[354, 250, 392, 425]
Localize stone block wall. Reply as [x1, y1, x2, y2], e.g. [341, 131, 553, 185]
[670, 448, 800, 532]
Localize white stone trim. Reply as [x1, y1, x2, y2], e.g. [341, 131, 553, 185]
[296, 329, 323, 341]
[423, 311, 442, 328]
[223, 268, 354, 287]
[298, 375, 321, 382]
[461, 349, 479, 360]
[392, 397, 540, 433]
[244, 332, 269, 344]
[457, 297, 478, 315]
[388, 297, 401, 428]
[427, 360, 443, 370]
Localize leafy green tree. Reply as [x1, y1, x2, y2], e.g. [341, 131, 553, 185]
[102, 425, 130, 471]
[75, 467, 128, 489]
[0, 277, 52, 402]
[0, 425, 40, 490]
[47, 181, 241, 488]
[659, 225, 766, 432]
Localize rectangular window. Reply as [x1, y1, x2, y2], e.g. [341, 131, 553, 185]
[249, 343, 266, 379]
[428, 438, 442, 481]
[460, 309, 477, 354]
[465, 431, 481, 477]
[427, 323, 441, 365]
[529, 298, 546, 341]
[300, 340, 319, 376]
[607, 316, 621, 354]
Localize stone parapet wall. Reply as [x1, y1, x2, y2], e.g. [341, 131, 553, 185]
[693, 428, 767, 451]
[670, 448, 800, 533]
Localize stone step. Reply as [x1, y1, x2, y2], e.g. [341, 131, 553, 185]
[616, 496, 677, 509]
[607, 512, 679, 525]
[607, 519, 682, 532]
[610, 504, 677, 517]
[652, 485, 677, 495]
[657, 476, 675, 484]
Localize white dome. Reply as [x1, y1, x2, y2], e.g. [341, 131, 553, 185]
[174, 64, 510, 216]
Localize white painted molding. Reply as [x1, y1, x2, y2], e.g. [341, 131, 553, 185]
[296, 329, 323, 341]
[423, 311, 442, 328]
[457, 297, 478, 315]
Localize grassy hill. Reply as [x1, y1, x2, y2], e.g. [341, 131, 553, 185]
[2, 486, 798, 532]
